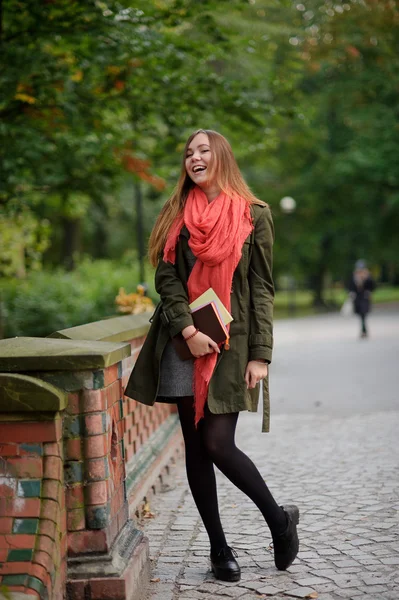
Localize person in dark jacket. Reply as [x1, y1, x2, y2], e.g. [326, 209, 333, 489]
[125, 129, 299, 581]
[349, 260, 376, 338]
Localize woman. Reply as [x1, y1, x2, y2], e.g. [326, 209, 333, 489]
[349, 259, 376, 338]
[125, 129, 299, 582]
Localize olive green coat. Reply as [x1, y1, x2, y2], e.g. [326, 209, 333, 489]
[125, 203, 274, 432]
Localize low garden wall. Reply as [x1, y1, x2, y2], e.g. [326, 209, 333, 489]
[0, 314, 183, 600]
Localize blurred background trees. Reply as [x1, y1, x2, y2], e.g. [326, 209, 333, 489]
[1, 0, 398, 336]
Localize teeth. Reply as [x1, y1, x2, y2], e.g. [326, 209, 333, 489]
[193, 166, 206, 173]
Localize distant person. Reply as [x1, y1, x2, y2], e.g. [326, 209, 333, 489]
[125, 129, 299, 582]
[349, 260, 376, 338]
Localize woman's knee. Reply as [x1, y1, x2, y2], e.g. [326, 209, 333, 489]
[202, 430, 232, 462]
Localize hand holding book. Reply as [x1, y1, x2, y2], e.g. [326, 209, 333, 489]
[173, 290, 233, 361]
[182, 327, 220, 358]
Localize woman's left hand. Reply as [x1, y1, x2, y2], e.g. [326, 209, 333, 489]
[245, 361, 268, 389]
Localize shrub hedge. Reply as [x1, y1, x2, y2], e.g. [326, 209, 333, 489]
[0, 259, 156, 339]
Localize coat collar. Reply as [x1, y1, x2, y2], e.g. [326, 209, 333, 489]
[180, 225, 190, 239]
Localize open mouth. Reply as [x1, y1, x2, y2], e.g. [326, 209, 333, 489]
[192, 165, 206, 173]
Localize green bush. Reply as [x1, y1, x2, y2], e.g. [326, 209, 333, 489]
[0, 259, 157, 339]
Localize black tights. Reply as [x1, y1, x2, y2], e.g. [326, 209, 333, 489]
[177, 397, 287, 553]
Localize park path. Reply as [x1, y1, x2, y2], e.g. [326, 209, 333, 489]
[142, 306, 399, 600]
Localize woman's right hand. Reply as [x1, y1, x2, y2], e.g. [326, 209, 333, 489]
[182, 326, 220, 358]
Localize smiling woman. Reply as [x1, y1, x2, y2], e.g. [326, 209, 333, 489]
[125, 129, 299, 583]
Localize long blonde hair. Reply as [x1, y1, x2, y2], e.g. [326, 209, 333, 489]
[148, 129, 265, 266]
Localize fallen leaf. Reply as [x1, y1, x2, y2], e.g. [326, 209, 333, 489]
[306, 593, 318, 599]
[150, 578, 160, 583]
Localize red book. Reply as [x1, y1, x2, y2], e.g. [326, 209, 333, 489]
[172, 301, 229, 361]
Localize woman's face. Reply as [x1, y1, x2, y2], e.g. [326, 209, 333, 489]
[185, 133, 213, 187]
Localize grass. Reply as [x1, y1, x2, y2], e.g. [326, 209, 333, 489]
[273, 286, 399, 319]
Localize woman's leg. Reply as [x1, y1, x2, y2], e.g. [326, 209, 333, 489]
[177, 396, 227, 553]
[361, 313, 367, 336]
[202, 406, 287, 536]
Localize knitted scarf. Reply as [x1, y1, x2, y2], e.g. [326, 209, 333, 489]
[163, 186, 253, 426]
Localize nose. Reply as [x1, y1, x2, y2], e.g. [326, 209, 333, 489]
[191, 150, 202, 162]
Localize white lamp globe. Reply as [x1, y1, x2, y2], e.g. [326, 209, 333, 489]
[280, 196, 296, 214]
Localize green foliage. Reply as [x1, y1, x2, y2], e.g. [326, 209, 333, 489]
[1, 0, 398, 307]
[0, 259, 156, 338]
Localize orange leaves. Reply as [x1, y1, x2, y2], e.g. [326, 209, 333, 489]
[115, 287, 154, 315]
[115, 146, 166, 191]
[346, 45, 361, 58]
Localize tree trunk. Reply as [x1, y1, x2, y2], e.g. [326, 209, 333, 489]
[312, 234, 332, 307]
[61, 217, 80, 271]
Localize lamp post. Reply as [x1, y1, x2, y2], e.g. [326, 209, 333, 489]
[280, 196, 297, 315]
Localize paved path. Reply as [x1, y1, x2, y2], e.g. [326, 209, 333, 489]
[143, 307, 399, 600]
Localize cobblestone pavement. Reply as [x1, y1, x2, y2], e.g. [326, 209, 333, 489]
[142, 309, 399, 600]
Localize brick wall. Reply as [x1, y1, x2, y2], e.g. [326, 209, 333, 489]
[0, 317, 183, 600]
[122, 336, 175, 464]
[0, 415, 67, 599]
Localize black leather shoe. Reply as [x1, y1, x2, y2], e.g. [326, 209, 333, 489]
[272, 505, 300, 571]
[210, 546, 241, 582]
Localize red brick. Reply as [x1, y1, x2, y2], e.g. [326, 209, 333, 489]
[85, 481, 108, 506]
[123, 413, 133, 433]
[117, 420, 124, 441]
[36, 533, 53, 555]
[43, 456, 62, 480]
[84, 413, 107, 436]
[67, 393, 80, 415]
[124, 446, 133, 463]
[83, 434, 108, 459]
[66, 485, 84, 510]
[67, 508, 85, 531]
[0, 549, 7, 562]
[90, 577, 125, 600]
[41, 479, 61, 503]
[86, 458, 107, 481]
[66, 579, 88, 600]
[128, 424, 138, 445]
[33, 550, 53, 574]
[104, 381, 121, 408]
[65, 438, 83, 461]
[6, 457, 43, 478]
[0, 533, 36, 549]
[104, 364, 119, 387]
[30, 562, 48, 583]
[80, 390, 106, 414]
[0, 497, 40, 518]
[112, 403, 120, 425]
[127, 399, 136, 413]
[0, 518, 13, 534]
[0, 421, 60, 443]
[38, 519, 56, 541]
[0, 479, 17, 497]
[68, 530, 108, 556]
[0, 561, 32, 575]
[40, 499, 59, 523]
[0, 443, 19, 457]
[43, 442, 61, 457]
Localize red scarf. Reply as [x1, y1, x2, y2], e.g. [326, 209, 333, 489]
[163, 186, 253, 426]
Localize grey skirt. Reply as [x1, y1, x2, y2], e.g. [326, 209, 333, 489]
[157, 339, 194, 401]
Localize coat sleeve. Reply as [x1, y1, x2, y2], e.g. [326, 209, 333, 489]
[248, 206, 275, 363]
[154, 254, 194, 338]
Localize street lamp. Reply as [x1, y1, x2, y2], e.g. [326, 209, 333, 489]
[280, 196, 296, 214]
[280, 197, 297, 315]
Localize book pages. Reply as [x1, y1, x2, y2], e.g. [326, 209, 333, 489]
[189, 288, 233, 325]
